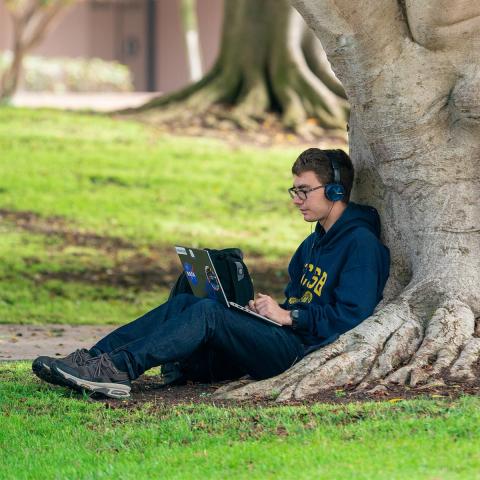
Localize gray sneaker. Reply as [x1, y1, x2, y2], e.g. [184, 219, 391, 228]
[32, 349, 94, 387]
[52, 353, 131, 399]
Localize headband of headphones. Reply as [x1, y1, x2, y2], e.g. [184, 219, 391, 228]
[324, 152, 346, 202]
[330, 156, 341, 184]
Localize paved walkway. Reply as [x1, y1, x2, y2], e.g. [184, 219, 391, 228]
[0, 324, 115, 361]
[11, 92, 159, 112]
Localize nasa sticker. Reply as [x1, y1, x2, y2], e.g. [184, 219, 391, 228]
[183, 263, 198, 286]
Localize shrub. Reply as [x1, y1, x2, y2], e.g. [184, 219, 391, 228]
[0, 52, 134, 92]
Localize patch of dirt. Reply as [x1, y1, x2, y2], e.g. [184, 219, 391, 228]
[0, 209, 135, 251]
[0, 324, 115, 360]
[121, 106, 348, 149]
[96, 374, 480, 409]
[25, 252, 287, 296]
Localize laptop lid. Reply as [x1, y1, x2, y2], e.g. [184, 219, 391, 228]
[175, 246, 230, 307]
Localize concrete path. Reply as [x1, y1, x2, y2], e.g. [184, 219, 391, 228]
[0, 324, 115, 361]
[11, 92, 159, 112]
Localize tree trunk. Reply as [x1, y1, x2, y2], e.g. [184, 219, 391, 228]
[0, 0, 67, 101]
[133, 0, 348, 132]
[0, 30, 25, 100]
[216, 0, 480, 401]
[180, 0, 203, 81]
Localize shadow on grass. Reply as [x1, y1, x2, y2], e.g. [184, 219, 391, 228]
[1, 208, 289, 297]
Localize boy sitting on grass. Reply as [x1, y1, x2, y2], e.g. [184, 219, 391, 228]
[33, 148, 390, 399]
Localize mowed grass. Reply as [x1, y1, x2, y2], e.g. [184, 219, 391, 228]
[0, 107, 317, 325]
[0, 108, 304, 252]
[1, 362, 480, 480]
[1, 109, 479, 479]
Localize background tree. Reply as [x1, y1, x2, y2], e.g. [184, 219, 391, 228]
[134, 0, 348, 134]
[180, 0, 203, 82]
[217, 0, 480, 401]
[0, 0, 72, 101]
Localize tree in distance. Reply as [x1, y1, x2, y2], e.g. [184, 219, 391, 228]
[130, 0, 349, 137]
[0, 0, 71, 101]
[215, 0, 480, 401]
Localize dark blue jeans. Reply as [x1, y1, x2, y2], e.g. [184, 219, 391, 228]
[92, 294, 304, 381]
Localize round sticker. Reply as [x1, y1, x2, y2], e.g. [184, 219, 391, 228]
[205, 266, 220, 291]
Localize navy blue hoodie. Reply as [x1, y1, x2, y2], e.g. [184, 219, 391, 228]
[282, 202, 390, 352]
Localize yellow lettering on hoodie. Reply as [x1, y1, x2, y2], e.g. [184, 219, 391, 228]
[301, 263, 313, 286]
[307, 266, 321, 289]
[301, 291, 313, 303]
[314, 271, 328, 296]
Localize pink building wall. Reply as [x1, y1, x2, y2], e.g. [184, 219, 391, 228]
[32, 4, 91, 57]
[0, 0, 223, 93]
[156, 0, 189, 93]
[198, 0, 223, 74]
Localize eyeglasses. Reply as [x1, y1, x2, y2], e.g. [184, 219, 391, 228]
[288, 185, 325, 200]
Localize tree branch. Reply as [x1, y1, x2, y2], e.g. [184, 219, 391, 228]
[18, 0, 65, 51]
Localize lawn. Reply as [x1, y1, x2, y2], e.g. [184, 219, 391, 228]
[1, 362, 480, 480]
[0, 107, 313, 325]
[1, 108, 479, 479]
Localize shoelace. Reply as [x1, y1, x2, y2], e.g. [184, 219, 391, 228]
[84, 353, 117, 378]
[67, 349, 91, 366]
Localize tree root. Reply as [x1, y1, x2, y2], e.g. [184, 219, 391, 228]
[214, 288, 480, 402]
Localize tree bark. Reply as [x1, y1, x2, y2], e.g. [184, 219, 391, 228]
[133, 0, 348, 132]
[216, 0, 480, 401]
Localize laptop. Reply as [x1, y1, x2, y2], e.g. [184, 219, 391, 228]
[175, 245, 281, 326]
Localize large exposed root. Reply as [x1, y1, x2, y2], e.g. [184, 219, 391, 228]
[214, 287, 479, 402]
[385, 300, 475, 386]
[450, 337, 480, 381]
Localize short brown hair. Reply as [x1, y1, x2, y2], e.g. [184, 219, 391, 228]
[292, 148, 354, 202]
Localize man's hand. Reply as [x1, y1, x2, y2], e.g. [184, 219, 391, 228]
[248, 293, 292, 326]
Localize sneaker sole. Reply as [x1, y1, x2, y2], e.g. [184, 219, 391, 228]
[54, 366, 131, 399]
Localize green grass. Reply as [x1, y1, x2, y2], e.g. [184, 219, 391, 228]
[1, 362, 480, 479]
[0, 107, 320, 325]
[0, 108, 306, 254]
[1, 109, 478, 479]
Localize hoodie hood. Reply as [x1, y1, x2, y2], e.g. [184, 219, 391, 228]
[314, 202, 381, 249]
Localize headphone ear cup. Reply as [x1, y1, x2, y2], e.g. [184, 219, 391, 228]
[324, 183, 345, 202]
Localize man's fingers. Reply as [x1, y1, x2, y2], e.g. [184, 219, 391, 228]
[248, 300, 258, 312]
[255, 299, 269, 310]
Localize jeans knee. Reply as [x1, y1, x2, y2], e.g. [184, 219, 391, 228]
[188, 299, 226, 329]
[170, 293, 198, 309]
[193, 298, 222, 314]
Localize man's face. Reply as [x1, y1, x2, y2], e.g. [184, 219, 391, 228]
[291, 171, 331, 222]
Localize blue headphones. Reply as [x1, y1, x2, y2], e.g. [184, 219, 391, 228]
[324, 155, 346, 202]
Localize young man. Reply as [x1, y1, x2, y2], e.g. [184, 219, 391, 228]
[33, 148, 390, 399]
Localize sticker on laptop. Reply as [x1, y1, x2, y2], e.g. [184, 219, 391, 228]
[205, 266, 220, 292]
[183, 263, 198, 285]
[175, 246, 187, 255]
